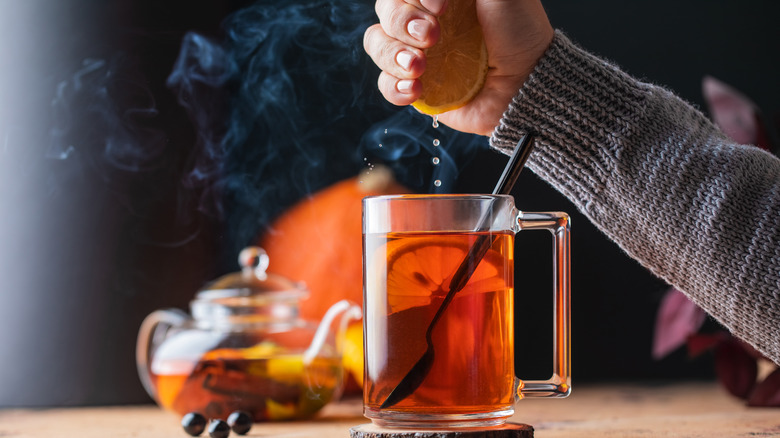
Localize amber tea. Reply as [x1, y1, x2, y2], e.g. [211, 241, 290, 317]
[150, 347, 341, 421]
[363, 231, 515, 417]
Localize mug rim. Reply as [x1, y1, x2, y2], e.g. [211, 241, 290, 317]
[363, 193, 513, 202]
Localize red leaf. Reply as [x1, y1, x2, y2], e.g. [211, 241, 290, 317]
[747, 367, 780, 407]
[715, 338, 758, 400]
[653, 288, 708, 359]
[754, 113, 773, 151]
[687, 332, 728, 358]
[702, 75, 762, 147]
[736, 338, 768, 360]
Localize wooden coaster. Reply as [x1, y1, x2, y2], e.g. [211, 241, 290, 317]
[349, 423, 533, 438]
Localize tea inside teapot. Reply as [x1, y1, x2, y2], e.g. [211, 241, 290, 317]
[136, 247, 361, 421]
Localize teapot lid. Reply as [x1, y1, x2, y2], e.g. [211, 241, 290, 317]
[197, 246, 309, 301]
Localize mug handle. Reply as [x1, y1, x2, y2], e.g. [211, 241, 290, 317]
[514, 211, 571, 398]
[135, 308, 189, 401]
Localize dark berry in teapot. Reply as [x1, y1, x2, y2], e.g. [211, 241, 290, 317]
[181, 412, 207, 436]
[227, 411, 252, 435]
[208, 419, 231, 438]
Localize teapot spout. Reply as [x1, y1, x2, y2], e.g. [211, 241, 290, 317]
[303, 299, 362, 364]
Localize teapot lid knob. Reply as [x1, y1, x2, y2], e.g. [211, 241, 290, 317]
[197, 246, 307, 298]
[239, 247, 270, 280]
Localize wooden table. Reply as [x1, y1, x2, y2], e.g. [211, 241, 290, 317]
[2, 382, 778, 437]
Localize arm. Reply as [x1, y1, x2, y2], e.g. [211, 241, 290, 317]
[492, 31, 780, 365]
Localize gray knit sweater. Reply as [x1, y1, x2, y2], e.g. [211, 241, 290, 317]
[490, 31, 780, 365]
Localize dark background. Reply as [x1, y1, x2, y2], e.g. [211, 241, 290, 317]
[0, 0, 778, 407]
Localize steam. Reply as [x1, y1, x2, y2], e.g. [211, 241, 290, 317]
[163, 0, 488, 257]
[49, 56, 168, 175]
[39, 0, 489, 260]
[166, 32, 234, 217]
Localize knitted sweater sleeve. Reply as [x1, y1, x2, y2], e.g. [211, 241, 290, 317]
[490, 31, 780, 365]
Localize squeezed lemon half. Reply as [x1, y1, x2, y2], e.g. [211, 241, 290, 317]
[411, 0, 489, 115]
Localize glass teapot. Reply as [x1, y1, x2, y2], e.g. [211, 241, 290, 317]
[136, 247, 362, 421]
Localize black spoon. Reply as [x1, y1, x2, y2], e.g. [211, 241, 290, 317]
[380, 132, 536, 409]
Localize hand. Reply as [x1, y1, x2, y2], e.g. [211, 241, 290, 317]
[363, 0, 554, 136]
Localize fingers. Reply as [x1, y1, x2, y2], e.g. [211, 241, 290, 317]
[364, 23, 426, 79]
[365, 0, 446, 106]
[419, 0, 447, 15]
[377, 71, 422, 106]
[364, 22, 426, 106]
[375, 0, 442, 48]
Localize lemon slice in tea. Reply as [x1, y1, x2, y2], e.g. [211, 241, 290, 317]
[412, 0, 489, 115]
[381, 233, 508, 314]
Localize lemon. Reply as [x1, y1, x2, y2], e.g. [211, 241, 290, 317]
[412, 0, 489, 115]
[265, 399, 298, 421]
[342, 321, 364, 387]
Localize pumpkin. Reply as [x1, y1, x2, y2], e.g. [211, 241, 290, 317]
[257, 166, 408, 391]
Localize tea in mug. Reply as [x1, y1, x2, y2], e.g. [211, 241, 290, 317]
[363, 231, 515, 416]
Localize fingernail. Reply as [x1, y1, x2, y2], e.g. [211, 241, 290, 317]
[396, 51, 414, 71]
[420, 0, 446, 15]
[407, 19, 431, 41]
[397, 79, 414, 94]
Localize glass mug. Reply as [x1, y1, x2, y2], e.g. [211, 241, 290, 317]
[362, 194, 571, 428]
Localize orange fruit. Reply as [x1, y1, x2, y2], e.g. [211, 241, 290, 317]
[412, 0, 489, 115]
